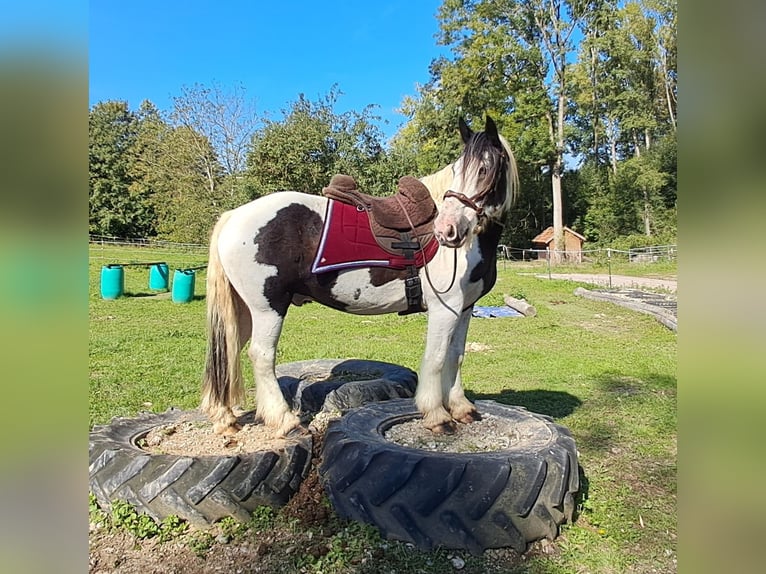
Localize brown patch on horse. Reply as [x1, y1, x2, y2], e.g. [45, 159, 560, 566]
[253, 203, 328, 315]
[368, 266, 409, 287]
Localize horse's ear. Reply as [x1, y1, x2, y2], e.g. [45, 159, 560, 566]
[458, 117, 473, 144]
[485, 115, 500, 143]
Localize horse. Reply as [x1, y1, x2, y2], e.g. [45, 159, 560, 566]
[201, 115, 518, 436]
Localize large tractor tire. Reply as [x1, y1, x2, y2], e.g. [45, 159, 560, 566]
[320, 399, 580, 554]
[89, 408, 312, 527]
[89, 359, 416, 527]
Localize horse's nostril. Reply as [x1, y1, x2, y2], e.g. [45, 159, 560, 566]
[446, 224, 457, 241]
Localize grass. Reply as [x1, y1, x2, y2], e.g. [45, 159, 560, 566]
[89, 244, 677, 573]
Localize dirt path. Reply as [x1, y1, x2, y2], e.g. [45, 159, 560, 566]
[537, 273, 677, 293]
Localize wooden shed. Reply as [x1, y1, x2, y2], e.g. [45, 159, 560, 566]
[531, 226, 586, 262]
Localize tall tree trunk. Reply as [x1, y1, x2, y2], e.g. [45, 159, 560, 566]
[661, 52, 676, 132]
[551, 158, 565, 262]
[590, 44, 600, 162]
[549, 83, 566, 264]
[607, 117, 618, 175]
[643, 188, 652, 236]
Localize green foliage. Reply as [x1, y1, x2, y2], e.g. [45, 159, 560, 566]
[247, 505, 276, 531]
[399, 0, 677, 249]
[245, 86, 401, 198]
[109, 499, 188, 541]
[89, 101, 155, 237]
[187, 531, 216, 557]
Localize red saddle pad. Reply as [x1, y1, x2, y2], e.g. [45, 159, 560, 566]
[312, 200, 439, 274]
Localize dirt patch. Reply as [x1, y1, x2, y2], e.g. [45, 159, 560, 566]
[386, 412, 541, 452]
[140, 411, 289, 457]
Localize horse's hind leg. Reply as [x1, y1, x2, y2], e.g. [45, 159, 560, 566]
[247, 308, 301, 436]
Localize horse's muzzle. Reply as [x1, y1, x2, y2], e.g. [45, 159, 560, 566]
[434, 221, 469, 248]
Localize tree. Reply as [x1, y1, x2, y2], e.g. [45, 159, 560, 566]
[569, 0, 676, 240]
[399, 0, 598, 257]
[89, 101, 153, 237]
[246, 87, 396, 198]
[170, 83, 259, 209]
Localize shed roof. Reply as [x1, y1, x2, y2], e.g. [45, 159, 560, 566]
[531, 226, 586, 245]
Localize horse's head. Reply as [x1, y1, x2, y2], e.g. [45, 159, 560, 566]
[433, 115, 518, 248]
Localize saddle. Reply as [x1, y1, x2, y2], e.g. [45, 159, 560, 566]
[322, 174, 437, 255]
[321, 174, 438, 315]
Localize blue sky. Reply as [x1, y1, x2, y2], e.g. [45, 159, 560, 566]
[89, 0, 448, 142]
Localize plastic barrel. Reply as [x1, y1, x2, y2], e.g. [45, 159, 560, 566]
[100, 265, 124, 300]
[171, 269, 195, 303]
[148, 263, 169, 291]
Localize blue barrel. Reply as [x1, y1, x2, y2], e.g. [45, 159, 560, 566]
[171, 269, 195, 303]
[100, 265, 124, 300]
[148, 263, 169, 291]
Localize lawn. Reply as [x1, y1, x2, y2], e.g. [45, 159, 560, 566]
[89, 244, 677, 573]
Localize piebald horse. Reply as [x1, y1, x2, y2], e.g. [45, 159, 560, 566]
[202, 116, 518, 435]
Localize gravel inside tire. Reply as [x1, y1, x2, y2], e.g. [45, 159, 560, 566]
[319, 398, 580, 554]
[89, 408, 312, 527]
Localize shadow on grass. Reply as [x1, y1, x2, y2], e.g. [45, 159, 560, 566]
[120, 292, 206, 302]
[466, 388, 582, 419]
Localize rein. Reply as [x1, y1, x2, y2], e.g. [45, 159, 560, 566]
[394, 195, 458, 296]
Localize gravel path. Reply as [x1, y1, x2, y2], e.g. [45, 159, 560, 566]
[537, 273, 678, 331]
[537, 273, 677, 293]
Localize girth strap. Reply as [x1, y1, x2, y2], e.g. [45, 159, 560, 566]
[390, 232, 426, 315]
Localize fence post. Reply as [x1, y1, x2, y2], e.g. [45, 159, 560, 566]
[607, 248, 612, 289]
[546, 247, 551, 279]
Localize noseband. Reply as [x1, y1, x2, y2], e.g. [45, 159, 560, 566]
[443, 190, 484, 216]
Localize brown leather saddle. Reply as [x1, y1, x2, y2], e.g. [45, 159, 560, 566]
[321, 174, 438, 315]
[321, 174, 437, 255]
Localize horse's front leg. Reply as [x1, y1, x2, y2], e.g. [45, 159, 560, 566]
[446, 307, 481, 424]
[416, 307, 461, 434]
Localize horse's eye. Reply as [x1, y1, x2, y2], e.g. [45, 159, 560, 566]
[478, 166, 487, 177]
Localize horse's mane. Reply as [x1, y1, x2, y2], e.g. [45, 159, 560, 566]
[498, 134, 520, 214]
[419, 164, 453, 205]
[420, 133, 519, 217]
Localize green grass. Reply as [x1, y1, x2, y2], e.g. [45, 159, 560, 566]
[89, 244, 677, 573]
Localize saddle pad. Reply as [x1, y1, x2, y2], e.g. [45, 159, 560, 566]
[312, 200, 439, 274]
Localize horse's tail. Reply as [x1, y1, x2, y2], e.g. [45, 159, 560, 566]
[201, 211, 245, 423]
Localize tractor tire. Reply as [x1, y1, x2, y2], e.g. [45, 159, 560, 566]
[89, 408, 312, 527]
[274, 358, 418, 415]
[320, 399, 580, 554]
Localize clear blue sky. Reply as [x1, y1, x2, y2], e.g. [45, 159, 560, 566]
[89, 0, 448, 142]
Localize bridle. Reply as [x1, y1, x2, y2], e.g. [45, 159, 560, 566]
[442, 190, 484, 216]
[395, 142, 508, 306]
[441, 146, 508, 223]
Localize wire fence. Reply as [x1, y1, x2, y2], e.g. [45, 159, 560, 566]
[89, 234, 208, 253]
[90, 234, 676, 274]
[497, 244, 677, 264]
[89, 235, 209, 272]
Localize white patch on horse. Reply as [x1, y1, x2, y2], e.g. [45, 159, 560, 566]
[330, 270, 406, 314]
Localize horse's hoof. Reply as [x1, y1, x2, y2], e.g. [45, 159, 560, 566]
[455, 410, 482, 424]
[429, 420, 457, 435]
[213, 422, 242, 436]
